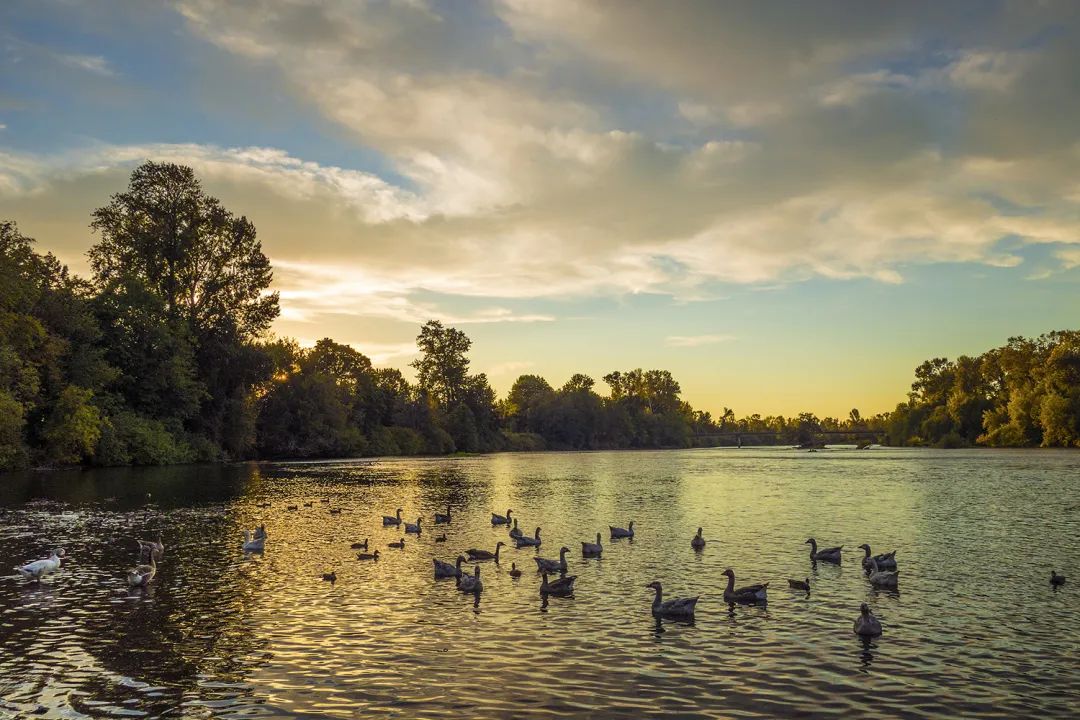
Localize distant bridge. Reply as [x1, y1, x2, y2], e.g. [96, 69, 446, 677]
[692, 429, 885, 447]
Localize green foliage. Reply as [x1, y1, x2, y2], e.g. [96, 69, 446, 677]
[94, 411, 195, 466]
[0, 389, 29, 471]
[41, 386, 103, 464]
[411, 320, 471, 406]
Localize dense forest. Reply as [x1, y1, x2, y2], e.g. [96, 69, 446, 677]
[1, 162, 1077, 471]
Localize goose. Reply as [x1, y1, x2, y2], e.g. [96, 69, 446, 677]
[356, 550, 380, 561]
[582, 533, 603, 558]
[788, 577, 811, 593]
[540, 571, 577, 597]
[535, 546, 570, 574]
[350, 539, 369, 550]
[516, 527, 542, 548]
[867, 558, 899, 589]
[434, 505, 452, 524]
[858, 544, 897, 571]
[320, 498, 331, 504]
[508, 518, 523, 540]
[691, 527, 706, 550]
[457, 565, 483, 593]
[256, 502, 271, 509]
[252, 525, 267, 541]
[136, 534, 165, 561]
[322, 571, 337, 583]
[382, 508, 403, 526]
[491, 509, 512, 526]
[1051, 571, 1066, 586]
[127, 555, 157, 587]
[388, 538, 406, 549]
[853, 602, 882, 636]
[509, 563, 522, 578]
[15, 549, 65, 581]
[646, 581, 698, 620]
[466, 542, 505, 562]
[405, 517, 423, 534]
[303, 501, 314, 508]
[806, 538, 842, 564]
[286, 505, 298, 511]
[434, 555, 465, 579]
[329, 508, 342, 515]
[242, 530, 265, 552]
[434, 534, 447, 543]
[610, 521, 634, 539]
[722, 568, 768, 603]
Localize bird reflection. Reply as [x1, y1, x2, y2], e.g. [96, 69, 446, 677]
[858, 636, 876, 670]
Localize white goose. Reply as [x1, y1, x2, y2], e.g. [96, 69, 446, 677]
[127, 555, 157, 587]
[136, 534, 165, 561]
[15, 549, 65, 581]
[582, 533, 603, 558]
[242, 530, 265, 552]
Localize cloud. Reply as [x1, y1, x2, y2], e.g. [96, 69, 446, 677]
[666, 334, 736, 348]
[57, 53, 115, 76]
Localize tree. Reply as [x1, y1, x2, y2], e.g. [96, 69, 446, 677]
[42, 386, 103, 464]
[411, 320, 472, 407]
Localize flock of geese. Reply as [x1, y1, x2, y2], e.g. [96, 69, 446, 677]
[14, 502, 1069, 638]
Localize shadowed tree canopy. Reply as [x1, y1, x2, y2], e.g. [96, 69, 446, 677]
[89, 161, 279, 339]
[411, 320, 471, 407]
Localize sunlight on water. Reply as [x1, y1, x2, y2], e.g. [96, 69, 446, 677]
[1, 448, 1078, 718]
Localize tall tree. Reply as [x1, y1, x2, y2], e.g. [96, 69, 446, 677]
[411, 320, 471, 407]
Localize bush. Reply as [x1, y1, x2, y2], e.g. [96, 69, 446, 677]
[94, 411, 194, 466]
[42, 386, 103, 464]
[500, 431, 546, 451]
[0, 389, 29, 471]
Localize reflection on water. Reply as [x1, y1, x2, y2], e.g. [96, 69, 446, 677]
[1, 448, 1078, 718]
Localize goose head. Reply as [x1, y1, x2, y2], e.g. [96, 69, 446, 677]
[628, 521, 634, 530]
[595, 532, 602, 544]
[721, 568, 735, 579]
[696, 527, 703, 536]
[805, 538, 817, 548]
[495, 541, 506, 549]
[373, 550, 381, 559]
[560, 546, 569, 556]
[456, 555, 466, 564]
[396, 508, 403, 517]
[506, 509, 513, 519]
[860, 602, 871, 616]
[858, 543, 871, 554]
[645, 581, 662, 591]
[534, 527, 542, 538]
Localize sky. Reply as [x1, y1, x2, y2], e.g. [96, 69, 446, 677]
[2, 0, 1079, 419]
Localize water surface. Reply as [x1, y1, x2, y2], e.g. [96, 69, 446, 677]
[1, 448, 1077, 718]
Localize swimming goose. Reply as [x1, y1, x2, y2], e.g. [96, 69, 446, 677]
[540, 571, 577, 597]
[858, 544, 897, 571]
[788, 577, 811, 593]
[127, 555, 157, 587]
[15, 549, 65, 581]
[491, 509, 512, 526]
[320, 498, 331, 504]
[434, 555, 466, 579]
[329, 508, 342, 515]
[242, 530, 265, 552]
[806, 538, 842, 564]
[466, 542, 505, 562]
[382, 508, 403, 526]
[303, 501, 314, 508]
[388, 538, 406, 549]
[508, 518, 523, 539]
[646, 581, 698, 620]
[867, 558, 899, 589]
[610, 521, 634, 539]
[509, 563, 522, 578]
[435, 534, 447, 543]
[457, 565, 483, 593]
[722, 568, 768, 603]
[322, 571, 337, 583]
[434, 505, 452, 524]
[286, 505, 298, 511]
[136, 534, 165, 561]
[1051, 571, 1066, 586]
[691, 527, 706, 550]
[405, 517, 423, 534]
[257, 502, 271, 509]
[516, 527, 542, 548]
[535, 546, 570, 573]
[853, 602, 882, 636]
[582, 533, 603, 558]
[350, 539, 369, 550]
[356, 550, 380, 561]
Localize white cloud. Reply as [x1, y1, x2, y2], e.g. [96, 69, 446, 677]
[57, 53, 114, 76]
[666, 334, 736, 348]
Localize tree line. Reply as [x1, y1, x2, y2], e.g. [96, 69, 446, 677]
[1, 162, 1077, 471]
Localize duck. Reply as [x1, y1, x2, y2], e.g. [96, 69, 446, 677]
[582, 533, 603, 558]
[806, 538, 842, 564]
[540, 571, 577, 597]
[516, 527, 542, 548]
[788, 577, 811, 594]
[509, 562, 522, 579]
[535, 546, 570, 574]
[15, 549, 65, 581]
[434, 505, 452, 524]
[858, 543, 897, 571]
[434, 555, 466, 579]
[388, 538, 406, 549]
[609, 521, 634, 539]
[491, 509, 512, 526]
[867, 558, 899, 589]
[242, 530, 265, 552]
[1051, 570, 1066, 586]
[136, 534, 165, 561]
[434, 534, 447, 543]
[466, 542, 505, 562]
[350, 539, 369, 550]
[646, 581, 698, 620]
[691, 527, 706, 550]
[457, 565, 483, 593]
[127, 555, 157, 587]
[382, 508, 403, 526]
[356, 550, 380, 561]
[322, 571, 337, 583]
[853, 602, 883, 636]
[404, 517, 423, 534]
[722, 568, 768, 603]
[508, 518, 523, 540]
